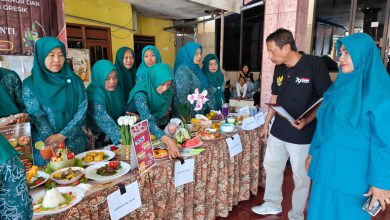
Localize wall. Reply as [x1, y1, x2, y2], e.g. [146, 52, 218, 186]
[197, 18, 216, 57]
[64, 0, 134, 61]
[136, 16, 175, 67]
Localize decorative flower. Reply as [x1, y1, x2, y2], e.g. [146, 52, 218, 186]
[194, 101, 203, 112]
[117, 115, 137, 145]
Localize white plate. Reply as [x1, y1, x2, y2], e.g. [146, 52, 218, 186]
[85, 161, 130, 183]
[102, 144, 121, 151]
[75, 150, 115, 166]
[32, 186, 85, 216]
[50, 167, 85, 185]
[29, 171, 50, 189]
[220, 128, 238, 134]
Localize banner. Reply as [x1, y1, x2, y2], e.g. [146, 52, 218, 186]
[130, 120, 156, 175]
[0, 0, 66, 55]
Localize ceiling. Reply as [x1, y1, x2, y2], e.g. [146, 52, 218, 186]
[125, 0, 240, 20]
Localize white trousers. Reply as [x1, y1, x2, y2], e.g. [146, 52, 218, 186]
[263, 134, 310, 220]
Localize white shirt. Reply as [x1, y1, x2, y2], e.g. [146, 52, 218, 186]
[236, 82, 247, 98]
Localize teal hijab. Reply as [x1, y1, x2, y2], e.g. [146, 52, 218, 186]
[0, 68, 20, 117]
[312, 33, 390, 147]
[115, 47, 137, 101]
[325, 33, 390, 127]
[202, 54, 224, 109]
[87, 60, 124, 121]
[174, 42, 208, 90]
[0, 134, 19, 164]
[128, 63, 173, 118]
[135, 45, 162, 82]
[24, 37, 86, 131]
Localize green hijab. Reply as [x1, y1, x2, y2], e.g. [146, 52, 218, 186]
[115, 47, 137, 101]
[128, 63, 173, 118]
[24, 37, 86, 132]
[135, 45, 162, 82]
[0, 68, 20, 117]
[0, 134, 19, 164]
[87, 60, 124, 121]
[202, 54, 224, 109]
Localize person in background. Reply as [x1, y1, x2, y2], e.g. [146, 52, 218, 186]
[173, 42, 208, 117]
[135, 45, 162, 83]
[252, 28, 332, 220]
[86, 60, 123, 148]
[202, 54, 224, 111]
[0, 67, 25, 118]
[253, 85, 261, 109]
[238, 63, 254, 80]
[127, 63, 180, 159]
[115, 47, 137, 102]
[224, 79, 232, 103]
[236, 76, 248, 100]
[306, 33, 390, 220]
[23, 37, 87, 165]
[0, 134, 33, 219]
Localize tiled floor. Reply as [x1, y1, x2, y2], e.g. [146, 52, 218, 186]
[217, 167, 390, 220]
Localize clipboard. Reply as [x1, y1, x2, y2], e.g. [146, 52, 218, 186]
[266, 98, 323, 123]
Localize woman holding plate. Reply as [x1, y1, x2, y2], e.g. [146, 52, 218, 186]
[23, 37, 87, 165]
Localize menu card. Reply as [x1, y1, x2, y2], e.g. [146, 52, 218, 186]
[130, 120, 156, 175]
[226, 134, 243, 158]
[107, 181, 142, 220]
[242, 116, 259, 130]
[238, 106, 250, 116]
[174, 158, 195, 187]
[0, 123, 33, 170]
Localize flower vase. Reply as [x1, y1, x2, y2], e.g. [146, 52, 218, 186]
[121, 144, 132, 161]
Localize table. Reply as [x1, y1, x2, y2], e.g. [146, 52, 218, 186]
[38, 128, 266, 220]
[229, 99, 254, 108]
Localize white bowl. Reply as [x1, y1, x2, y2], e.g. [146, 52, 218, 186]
[220, 123, 235, 133]
[50, 167, 85, 185]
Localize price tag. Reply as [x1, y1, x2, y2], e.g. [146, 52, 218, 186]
[174, 158, 195, 187]
[242, 116, 259, 130]
[226, 134, 243, 158]
[107, 181, 142, 220]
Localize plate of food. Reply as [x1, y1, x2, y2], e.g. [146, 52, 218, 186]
[153, 149, 169, 160]
[50, 167, 85, 185]
[85, 161, 130, 183]
[152, 140, 166, 149]
[32, 187, 85, 216]
[199, 130, 223, 141]
[103, 145, 122, 156]
[75, 150, 115, 166]
[181, 137, 203, 149]
[27, 166, 49, 189]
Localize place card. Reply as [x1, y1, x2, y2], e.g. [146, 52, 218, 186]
[107, 181, 142, 220]
[238, 106, 250, 116]
[255, 112, 265, 127]
[226, 134, 243, 158]
[242, 116, 259, 130]
[174, 158, 195, 187]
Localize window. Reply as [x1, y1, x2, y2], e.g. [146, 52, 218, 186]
[66, 23, 112, 66]
[215, 2, 264, 71]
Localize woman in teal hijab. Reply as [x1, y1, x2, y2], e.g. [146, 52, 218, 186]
[135, 45, 162, 83]
[126, 63, 180, 159]
[173, 42, 208, 117]
[0, 134, 33, 219]
[115, 47, 137, 102]
[0, 67, 25, 117]
[202, 54, 224, 111]
[306, 33, 390, 219]
[23, 37, 87, 165]
[87, 60, 123, 146]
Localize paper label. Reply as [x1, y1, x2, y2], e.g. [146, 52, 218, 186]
[174, 158, 195, 187]
[107, 181, 142, 220]
[226, 134, 243, 158]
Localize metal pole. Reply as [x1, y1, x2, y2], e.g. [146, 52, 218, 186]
[220, 11, 225, 68]
[348, 0, 357, 35]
